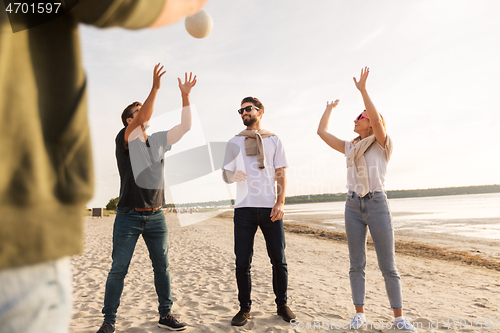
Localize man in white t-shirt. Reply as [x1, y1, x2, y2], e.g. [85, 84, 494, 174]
[222, 97, 296, 327]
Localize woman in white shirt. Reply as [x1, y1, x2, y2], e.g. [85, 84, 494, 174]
[317, 67, 417, 332]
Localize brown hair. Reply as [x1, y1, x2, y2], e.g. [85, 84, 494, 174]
[351, 112, 387, 145]
[121, 101, 142, 127]
[241, 96, 264, 113]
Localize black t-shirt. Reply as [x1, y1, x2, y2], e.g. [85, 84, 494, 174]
[115, 127, 171, 209]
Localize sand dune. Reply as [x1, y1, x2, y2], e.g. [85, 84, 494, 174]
[70, 213, 500, 332]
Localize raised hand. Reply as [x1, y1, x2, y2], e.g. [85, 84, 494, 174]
[326, 99, 340, 111]
[353, 66, 369, 92]
[152, 63, 166, 90]
[178, 72, 197, 95]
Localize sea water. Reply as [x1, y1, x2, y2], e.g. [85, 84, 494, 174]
[284, 192, 500, 241]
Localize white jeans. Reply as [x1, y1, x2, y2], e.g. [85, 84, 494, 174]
[0, 257, 72, 333]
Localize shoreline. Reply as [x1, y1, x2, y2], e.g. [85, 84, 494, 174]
[216, 211, 500, 272]
[284, 222, 500, 272]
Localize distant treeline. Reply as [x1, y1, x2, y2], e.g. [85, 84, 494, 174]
[166, 185, 500, 207]
[285, 193, 346, 204]
[165, 199, 234, 208]
[286, 184, 500, 204]
[386, 184, 500, 199]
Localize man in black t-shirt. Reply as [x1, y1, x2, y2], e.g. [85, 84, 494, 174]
[98, 64, 197, 333]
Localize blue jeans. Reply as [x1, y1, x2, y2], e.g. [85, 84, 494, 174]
[345, 191, 403, 309]
[234, 207, 288, 312]
[102, 207, 172, 323]
[0, 257, 72, 333]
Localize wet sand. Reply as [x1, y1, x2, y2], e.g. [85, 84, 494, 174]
[281, 210, 500, 269]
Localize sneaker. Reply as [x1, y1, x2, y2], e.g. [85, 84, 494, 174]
[395, 317, 418, 332]
[231, 309, 251, 326]
[158, 314, 187, 331]
[277, 306, 296, 322]
[350, 313, 366, 329]
[96, 322, 115, 333]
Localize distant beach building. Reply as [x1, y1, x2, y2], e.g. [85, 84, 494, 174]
[92, 208, 103, 218]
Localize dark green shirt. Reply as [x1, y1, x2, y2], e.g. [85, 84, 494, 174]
[0, 0, 165, 270]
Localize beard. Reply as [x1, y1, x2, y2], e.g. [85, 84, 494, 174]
[243, 116, 257, 126]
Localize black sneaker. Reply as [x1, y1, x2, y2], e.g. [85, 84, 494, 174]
[96, 322, 115, 333]
[158, 314, 187, 331]
[231, 309, 251, 326]
[277, 306, 296, 322]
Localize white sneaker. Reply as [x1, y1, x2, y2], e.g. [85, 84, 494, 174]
[394, 318, 417, 332]
[350, 313, 366, 329]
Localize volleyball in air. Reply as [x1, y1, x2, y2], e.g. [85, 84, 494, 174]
[185, 10, 213, 39]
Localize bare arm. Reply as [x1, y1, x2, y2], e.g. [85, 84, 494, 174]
[222, 142, 247, 184]
[166, 72, 197, 146]
[149, 0, 209, 28]
[270, 167, 286, 222]
[317, 99, 345, 154]
[354, 67, 387, 146]
[125, 63, 165, 145]
[222, 170, 247, 184]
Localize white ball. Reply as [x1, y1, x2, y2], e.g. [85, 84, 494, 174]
[185, 10, 213, 39]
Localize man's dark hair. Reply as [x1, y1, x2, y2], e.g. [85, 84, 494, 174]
[121, 101, 142, 127]
[241, 96, 264, 113]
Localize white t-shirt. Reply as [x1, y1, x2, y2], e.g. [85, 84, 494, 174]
[223, 135, 288, 208]
[344, 135, 392, 193]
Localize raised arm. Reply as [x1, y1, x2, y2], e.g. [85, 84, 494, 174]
[166, 72, 196, 146]
[353, 67, 387, 146]
[125, 63, 165, 144]
[317, 99, 345, 154]
[149, 0, 210, 27]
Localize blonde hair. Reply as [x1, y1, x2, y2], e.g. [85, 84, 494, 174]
[351, 112, 386, 145]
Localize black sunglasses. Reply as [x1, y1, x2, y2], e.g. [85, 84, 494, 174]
[237, 105, 259, 115]
[128, 108, 140, 119]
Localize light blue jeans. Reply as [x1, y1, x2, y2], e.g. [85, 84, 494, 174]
[102, 207, 172, 324]
[344, 191, 403, 309]
[0, 257, 72, 333]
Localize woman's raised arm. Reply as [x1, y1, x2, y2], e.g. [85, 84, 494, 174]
[317, 99, 345, 154]
[353, 67, 387, 146]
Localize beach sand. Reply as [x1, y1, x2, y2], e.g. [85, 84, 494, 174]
[70, 213, 500, 333]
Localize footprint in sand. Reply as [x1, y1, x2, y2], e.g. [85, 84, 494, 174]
[206, 305, 231, 313]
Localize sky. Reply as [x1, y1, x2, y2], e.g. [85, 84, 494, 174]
[80, 0, 500, 208]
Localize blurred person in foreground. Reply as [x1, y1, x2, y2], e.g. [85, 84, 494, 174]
[0, 1, 208, 332]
